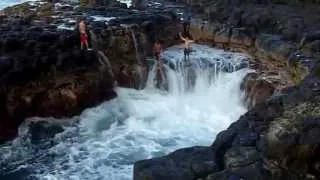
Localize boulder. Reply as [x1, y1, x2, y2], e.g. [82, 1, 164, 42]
[134, 146, 218, 180]
[28, 120, 64, 144]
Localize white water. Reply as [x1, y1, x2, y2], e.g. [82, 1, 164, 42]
[0, 45, 249, 180]
[117, 0, 132, 8]
[0, 0, 43, 10]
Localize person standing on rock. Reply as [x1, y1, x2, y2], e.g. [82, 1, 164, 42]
[79, 20, 89, 50]
[179, 32, 194, 62]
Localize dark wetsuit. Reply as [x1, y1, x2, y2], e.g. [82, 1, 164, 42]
[184, 47, 191, 56]
[184, 47, 191, 61]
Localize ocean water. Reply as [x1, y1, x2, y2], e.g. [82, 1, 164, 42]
[0, 0, 132, 10]
[0, 0, 39, 10]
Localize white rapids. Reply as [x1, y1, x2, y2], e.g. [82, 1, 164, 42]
[0, 0, 45, 10]
[0, 45, 250, 180]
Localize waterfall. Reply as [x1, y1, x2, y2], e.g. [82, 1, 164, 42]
[89, 30, 115, 80]
[130, 30, 141, 65]
[0, 44, 250, 180]
[130, 30, 144, 89]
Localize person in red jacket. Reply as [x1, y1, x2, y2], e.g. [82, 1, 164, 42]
[79, 20, 89, 50]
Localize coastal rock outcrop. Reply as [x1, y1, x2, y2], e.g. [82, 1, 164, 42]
[0, 1, 181, 142]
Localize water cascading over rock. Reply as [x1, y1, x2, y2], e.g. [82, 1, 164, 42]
[130, 29, 145, 89]
[0, 45, 250, 180]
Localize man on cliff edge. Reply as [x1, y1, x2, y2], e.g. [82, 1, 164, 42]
[79, 19, 90, 50]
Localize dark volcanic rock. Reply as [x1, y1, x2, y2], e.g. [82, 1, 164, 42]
[0, 16, 116, 143]
[134, 146, 217, 180]
[28, 120, 64, 144]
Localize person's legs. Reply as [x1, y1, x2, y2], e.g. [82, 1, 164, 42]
[80, 33, 85, 50]
[184, 48, 187, 62]
[184, 48, 190, 62]
[85, 40, 89, 50]
[157, 62, 166, 89]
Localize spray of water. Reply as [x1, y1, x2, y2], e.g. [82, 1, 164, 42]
[0, 45, 250, 180]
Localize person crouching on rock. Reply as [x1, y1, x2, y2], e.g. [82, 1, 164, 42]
[179, 32, 194, 62]
[79, 20, 89, 50]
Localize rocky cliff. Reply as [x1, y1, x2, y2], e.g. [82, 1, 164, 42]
[0, 0, 181, 143]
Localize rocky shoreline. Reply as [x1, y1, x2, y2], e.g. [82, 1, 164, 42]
[0, 0, 319, 179]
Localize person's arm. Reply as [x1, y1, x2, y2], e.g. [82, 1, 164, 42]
[179, 32, 186, 41]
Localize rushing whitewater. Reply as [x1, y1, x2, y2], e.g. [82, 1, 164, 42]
[0, 45, 250, 180]
[0, 0, 42, 10]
